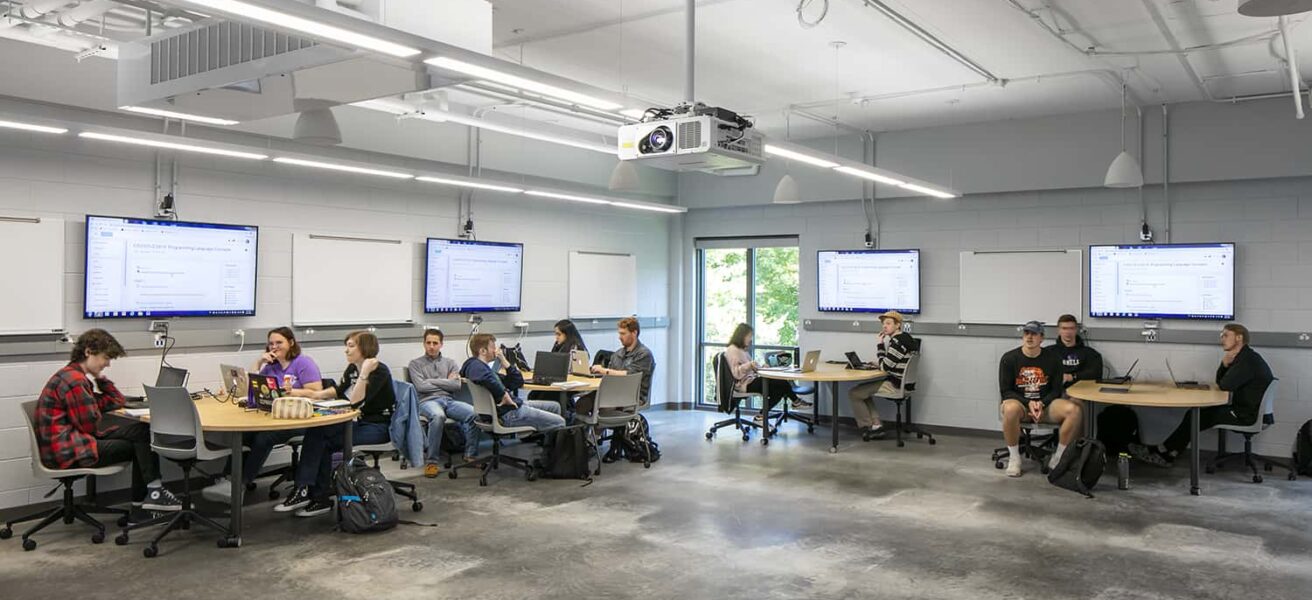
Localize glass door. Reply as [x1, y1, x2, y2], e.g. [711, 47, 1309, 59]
[696, 238, 800, 407]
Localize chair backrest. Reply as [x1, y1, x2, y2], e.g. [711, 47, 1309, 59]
[21, 400, 47, 477]
[396, 366, 411, 383]
[900, 353, 920, 394]
[462, 380, 516, 434]
[1259, 378, 1279, 425]
[711, 352, 732, 412]
[144, 384, 204, 457]
[596, 374, 642, 413]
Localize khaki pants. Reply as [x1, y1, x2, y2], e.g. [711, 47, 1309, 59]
[848, 380, 898, 429]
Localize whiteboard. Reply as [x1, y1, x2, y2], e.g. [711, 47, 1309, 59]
[959, 249, 1082, 325]
[0, 216, 64, 334]
[292, 233, 413, 326]
[569, 251, 637, 319]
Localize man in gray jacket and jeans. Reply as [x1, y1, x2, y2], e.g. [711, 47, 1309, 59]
[409, 329, 478, 477]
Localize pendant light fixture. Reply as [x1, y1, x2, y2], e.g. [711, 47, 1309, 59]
[773, 112, 802, 204]
[1104, 81, 1143, 188]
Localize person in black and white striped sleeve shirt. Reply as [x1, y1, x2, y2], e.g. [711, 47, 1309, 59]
[848, 311, 919, 441]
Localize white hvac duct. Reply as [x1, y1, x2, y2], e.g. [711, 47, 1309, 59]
[21, 0, 73, 20]
[56, 0, 118, 28]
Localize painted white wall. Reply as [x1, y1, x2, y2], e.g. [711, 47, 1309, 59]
[0, 131, 672, 509]
[677, 177, 1312, 459]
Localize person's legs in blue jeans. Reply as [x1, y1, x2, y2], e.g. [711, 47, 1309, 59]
[503, 401, 566, 431]
[418, 400, 447, 466]
[439, 397, 480, 459]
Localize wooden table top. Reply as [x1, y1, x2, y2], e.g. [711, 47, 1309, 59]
[755, 363, 888, 383]
[1067, 380, 1230, 408]
[520, 372, 604, 393]
[119, 394, 360, 432]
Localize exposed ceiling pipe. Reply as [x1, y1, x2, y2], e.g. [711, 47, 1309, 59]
[1278, 15, 1305, 119]
[1138, 0, 1213, 101]
[20, 0, 73, 20]
[685, 0, 695, 103]
[860, 0, 999, 83]
[56, 0, 117, 27]
[789, 68, 1139, 111]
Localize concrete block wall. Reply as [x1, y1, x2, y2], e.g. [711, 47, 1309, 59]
[0, 132, 671, 509]
[680, 176, 1312, 459]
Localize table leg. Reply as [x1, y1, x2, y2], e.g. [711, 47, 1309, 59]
[335, 423, 355, 527]
[829, 381, 840, 454]
[1086, 400, 1097, 440]
[1190, 407, 1201, 496]
[559, 391, 571, 421]
[227, 431, 243, 547]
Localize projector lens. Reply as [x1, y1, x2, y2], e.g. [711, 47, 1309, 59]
[640, 125, 673, 154]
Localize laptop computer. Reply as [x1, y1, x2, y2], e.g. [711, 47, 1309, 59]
[218, 364, 249, 402]
[531, 351, 570, 385]
[761, 350, 821, 374]
[1166, 358, 1210, 390]
[844, 351, 880, 371]
[124, 366, 191, 408]
[1096, 359, 1139, 385]
[247, 373, 287, 411]
[570, 349, 600, 378]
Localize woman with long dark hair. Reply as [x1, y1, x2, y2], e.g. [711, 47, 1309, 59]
[724, 323, 801, 424]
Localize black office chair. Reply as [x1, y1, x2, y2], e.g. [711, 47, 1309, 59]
[761, 351, 818, 438]
[705, 352, 765, 442]
[991, 406, 1059, 474]
[871, 353, 936, 447]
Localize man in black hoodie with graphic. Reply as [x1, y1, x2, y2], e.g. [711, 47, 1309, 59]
[1052, 314, 1103, 393]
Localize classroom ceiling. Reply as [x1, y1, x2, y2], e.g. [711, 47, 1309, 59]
[0, 0, 1309, 144]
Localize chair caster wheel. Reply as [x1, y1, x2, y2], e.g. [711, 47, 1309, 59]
[92, 531, 105, 544]
[761, 438, 769, 446]
[412, 502, 423, 512]
[1205, 466, 1216, 474]
[22, 538, 36, 551]
[995, 461, 1005, 469]
[742, 434, 750, 442]
[143, 544, 158, 558]
[1264, 463, 1273, 472]
[1288, 473, 1298, 481]
[928, 438, 937, 446]
[448, 471, 458, 479]
[644, 462, 651, 469]
[245, 482, 256, 492]
[705, 432, 714, 440]
[526, 470, 538, 482]
[828, 447, 837, 454]
[1253, 475, 1263, 484]
[916, 433, 924, 439]
[1040, 465, 1051, 475]
[115, 534, 129, 546]
[897, 440, 905, 448]
[268, 489, 281, 500]
[478, 479, 488, 487]
[807, 427, 815, 434]
[117, 516, 129, 527]
[0, 527, 11, 540]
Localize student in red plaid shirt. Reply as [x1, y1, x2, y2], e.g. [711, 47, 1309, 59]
[36, 329, 180, 514]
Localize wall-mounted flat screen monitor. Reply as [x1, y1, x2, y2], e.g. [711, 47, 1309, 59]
[817, 249, 920, 314]
[84, 215, 258, 318]
[1089, 243, 1235, 320]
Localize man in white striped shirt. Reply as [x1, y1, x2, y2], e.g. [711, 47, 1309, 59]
[848, 311, 918, 441]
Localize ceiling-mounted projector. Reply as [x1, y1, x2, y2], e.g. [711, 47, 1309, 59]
[1239, 0, 1312, 16]
[618, 104, 763, 173]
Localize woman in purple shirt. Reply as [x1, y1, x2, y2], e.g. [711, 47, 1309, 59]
[202, 327, 323, 502]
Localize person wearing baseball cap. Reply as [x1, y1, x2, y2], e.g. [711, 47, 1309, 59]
[848, 310, 919, 441]
[998, 320, 1081, 477]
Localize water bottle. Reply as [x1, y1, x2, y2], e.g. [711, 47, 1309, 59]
[1117, 452, 1131, 490]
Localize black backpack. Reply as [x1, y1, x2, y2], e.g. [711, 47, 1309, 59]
[534, 425, 594, 481]
[1294, 420, 1312, 476]
[616, 414, 661, 466]
[1096, 405, 1140, 456]
[333, 456, 398, 533]
[1047, 438, 1107, 498]
[438, 422, 466, 457]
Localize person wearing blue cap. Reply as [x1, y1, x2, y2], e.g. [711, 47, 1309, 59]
[998, 320, 1081, 477]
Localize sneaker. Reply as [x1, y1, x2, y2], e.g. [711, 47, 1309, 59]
[125, 507, 160, 526]
[862, 424, 888, 441]
[791, 397, 814, 410]
[274, 486, 311, 513]
[424, 463, 441, 478]
[201, 477, 233, 503]
[141, 486, 183, 512]
[752, 413, 765, 424]
[1127, 443, 1174, 468]
[1005, 460, 1023, 478]
[294, 498, 332, 518]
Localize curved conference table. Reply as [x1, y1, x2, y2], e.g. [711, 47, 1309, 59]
[521, 372, 603, 414]
[1067, 380, 1228, 496]
[120, 395, 359, 547]
[758, 362, 888, 453]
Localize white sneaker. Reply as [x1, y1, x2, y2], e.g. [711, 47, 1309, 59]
[1005, 460, 1022, 478]
[1048, 452, 1063, 471]
[202, 477, 233, 503]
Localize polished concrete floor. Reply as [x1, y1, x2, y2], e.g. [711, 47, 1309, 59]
[2, 409, 1310, 600]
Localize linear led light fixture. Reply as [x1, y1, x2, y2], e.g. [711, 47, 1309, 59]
[79, 132, 268, 160]
[611, 201, 685, 213]
[0, 119, 68, 134]
[273, 157, 413, 179]
[351, 99, 615, 155]
[763, 144, 840, 168]
[182, 0, 420, 57]
[833, 165, 906, 186]
[898, 182, 956, 199]
[524, 190, 613, 206]
[119, 106, 239, 126]
[426, 57, 623, 111]
[416, 176, 523, 194]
